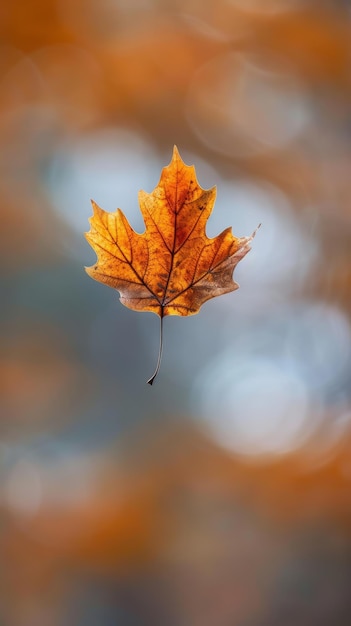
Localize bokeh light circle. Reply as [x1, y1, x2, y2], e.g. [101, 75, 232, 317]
[192, 354, 312, 456]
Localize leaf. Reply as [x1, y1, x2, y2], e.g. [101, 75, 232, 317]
[85, 146, 259, 384]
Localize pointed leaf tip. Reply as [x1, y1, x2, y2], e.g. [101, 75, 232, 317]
[172, 145, 181, 160]
[252, 223, 262, 238]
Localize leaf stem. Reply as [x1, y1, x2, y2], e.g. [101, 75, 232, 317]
[147, 313, 164, 385]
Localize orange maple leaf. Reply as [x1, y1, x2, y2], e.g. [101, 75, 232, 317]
[85, 147, 259, 384]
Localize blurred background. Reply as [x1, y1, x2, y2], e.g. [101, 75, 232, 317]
[1, 0, 351, 624]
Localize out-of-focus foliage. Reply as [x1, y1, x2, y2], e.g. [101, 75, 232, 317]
[1, 1, 351, 625]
